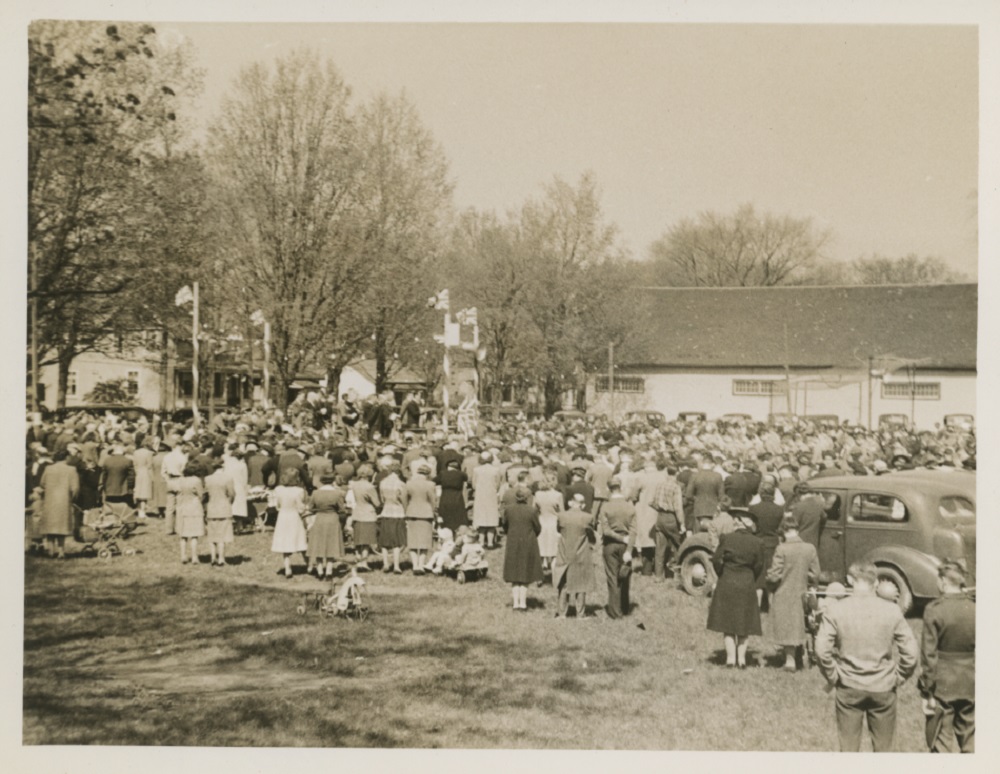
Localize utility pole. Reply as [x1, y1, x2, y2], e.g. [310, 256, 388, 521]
[783, 321, 793, 415]
[867, 355, 873, 430]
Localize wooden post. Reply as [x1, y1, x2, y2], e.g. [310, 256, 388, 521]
[29, 242, 39, 413]
[867, 356, 873, 430]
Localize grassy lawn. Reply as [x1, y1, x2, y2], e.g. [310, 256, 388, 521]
[23, 521, 930, 750]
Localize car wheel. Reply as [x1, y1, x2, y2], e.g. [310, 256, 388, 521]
[680, 549, 717, 596]
[875, 565, 913, 615]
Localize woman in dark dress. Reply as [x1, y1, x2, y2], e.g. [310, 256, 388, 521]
[438, 460, 468, 532]
[501, 487, 543, 611]
[748, 482, 784, 608]
[707, 508, 764, 668]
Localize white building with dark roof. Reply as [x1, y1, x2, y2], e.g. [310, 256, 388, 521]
[586, 284, 977, 429]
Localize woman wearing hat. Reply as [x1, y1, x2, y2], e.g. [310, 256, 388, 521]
[306, 473, 347, 580]
[766, 514, 820, 671]
[438, 459, 469, 534]
[132, 436, 156, 520]
[706, 507, 764, 668]
[501, 487, 544, 611]
[404, 465, 438, 574]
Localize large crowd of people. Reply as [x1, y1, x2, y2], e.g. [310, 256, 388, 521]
[24, 393, 976, 751]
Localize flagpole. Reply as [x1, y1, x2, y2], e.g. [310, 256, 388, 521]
[192, 281, 201, 430]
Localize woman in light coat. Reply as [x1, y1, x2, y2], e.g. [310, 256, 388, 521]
[766, 514, 820, 671]
[471, 453, 502, 548]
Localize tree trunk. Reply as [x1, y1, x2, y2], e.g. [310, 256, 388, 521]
[56, 348, 73, 409]
[326, 365, 343, 403]
[374, 327, 388, 394]
[159, 329, 169, 414]
[543, 375, 562, 418]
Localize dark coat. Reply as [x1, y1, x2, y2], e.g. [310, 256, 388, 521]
[685, 469, 725, 518]
[100, 454, 133, 498]
[438, 468, 468, 532]
[749, 499, 784, 589]
[563, 480, 595, 513]
[724, 471, 756, 508]
[502, 502, 543, 585]
[919, 593, 975, 701]
[707, 529, 764, 636]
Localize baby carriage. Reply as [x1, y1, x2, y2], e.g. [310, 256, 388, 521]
[247, 486, 274, 531]
[77, 501, 139, 559]
[296, 570, 369, 621]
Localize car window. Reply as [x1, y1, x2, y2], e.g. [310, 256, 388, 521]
[811, 490, 842, 522]
[939, 496, 975, 524]
[849, 493, 909, 523]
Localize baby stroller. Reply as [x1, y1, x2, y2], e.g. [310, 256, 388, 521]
[77, 501, 139, 559]
[296, 570, 369, 621]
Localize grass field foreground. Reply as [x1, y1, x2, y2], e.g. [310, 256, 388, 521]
[23, 521, 930, 750]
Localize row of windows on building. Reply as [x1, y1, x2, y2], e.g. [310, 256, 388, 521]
[595, 376, 942, 400]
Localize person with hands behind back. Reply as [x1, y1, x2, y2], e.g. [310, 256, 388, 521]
[599, 477, 637, 619]
[814, 560, 919, 752]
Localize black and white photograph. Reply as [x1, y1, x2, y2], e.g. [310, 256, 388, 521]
[8, 0, 999, 763]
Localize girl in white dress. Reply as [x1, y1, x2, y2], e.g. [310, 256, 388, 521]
[271, 468, 309, 578]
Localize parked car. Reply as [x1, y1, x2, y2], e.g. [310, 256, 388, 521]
[878, 413, 911, 430]
[676, 470, 975, 615]
[623, 410, 666, 426]
[943, 413, 975, 431]
[52, 404, 154, 423]
[718, 413, 752, 424]
[767, 412, 799, 427]
[677, 411, 707, 422]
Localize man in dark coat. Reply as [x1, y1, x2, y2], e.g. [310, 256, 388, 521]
[919, 561, 975, 753]
[685, 458, 725, 531]
[100, 444, 133, 504]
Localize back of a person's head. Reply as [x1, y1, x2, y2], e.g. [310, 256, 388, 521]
[847, 561, 878, 589]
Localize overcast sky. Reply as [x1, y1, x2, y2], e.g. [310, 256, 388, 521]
[167, 22, 978, 277]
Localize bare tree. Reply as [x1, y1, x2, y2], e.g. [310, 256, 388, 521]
[206, 50, 371, 407]
[848, 254, 965, 285]
[647, 203, 832, 287]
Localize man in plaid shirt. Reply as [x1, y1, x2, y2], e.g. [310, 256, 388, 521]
[650, 458, 686, 582]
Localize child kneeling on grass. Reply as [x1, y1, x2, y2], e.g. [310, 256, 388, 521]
[456, 528, 486, 569]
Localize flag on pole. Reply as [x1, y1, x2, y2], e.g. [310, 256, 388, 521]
[175, 285, 194, 306]
[457, 307, 478, 326]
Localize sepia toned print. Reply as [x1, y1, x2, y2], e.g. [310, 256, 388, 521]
[23, 20, 977, 752]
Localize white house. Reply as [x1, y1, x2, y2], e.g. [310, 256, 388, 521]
[585, 284, 977, 430]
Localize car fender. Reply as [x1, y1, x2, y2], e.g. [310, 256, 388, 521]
[862, 545, 941, 598]
[678, 532, 716, 557]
